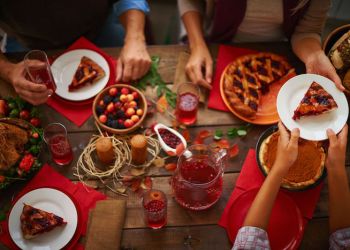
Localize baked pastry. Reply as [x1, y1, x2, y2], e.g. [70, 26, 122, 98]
[292, 81, 338, 120]
[259, 131, 325, 190]
[222, 52, 294, 118]
[68, 56, 105, 91]
[21, 204, 67, 239]
[0, 122, 29, 171]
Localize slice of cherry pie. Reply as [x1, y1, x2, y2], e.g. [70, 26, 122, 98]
[68, 56, 105, 92]
[20, 204, 67, 239]
[292, 81, 338, 120]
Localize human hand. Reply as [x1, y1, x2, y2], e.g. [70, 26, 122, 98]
[326, 124, 348, 170]
[273, 122, 300, 177]
[116, 37, 151, 82]
[305, 50, 345, 91]
[8, 61, 51, 105]
[186, 44, 213, 89]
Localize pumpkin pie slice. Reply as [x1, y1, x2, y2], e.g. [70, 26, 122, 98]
[259, 131, 325, 190]
[68, 56, 105, 92]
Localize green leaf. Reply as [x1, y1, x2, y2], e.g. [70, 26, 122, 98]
[214, 129, 223, 140]
[237, 129, 247, 136]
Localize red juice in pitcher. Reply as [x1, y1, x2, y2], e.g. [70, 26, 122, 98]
[49, 134, 73, 165]
[172, 155, 223, 210]
[176, 92, 199, 125]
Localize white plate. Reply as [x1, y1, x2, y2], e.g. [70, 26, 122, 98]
[8, 188, 78, 250]
[277, 74, 349, 141]
[51, 49, 110, 101]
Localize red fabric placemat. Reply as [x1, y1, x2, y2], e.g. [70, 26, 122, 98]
[0, 164, 106, 249]
[47, 37, 117, 127]
[219, 149, 323, 244]
[208, 45, 256, 111]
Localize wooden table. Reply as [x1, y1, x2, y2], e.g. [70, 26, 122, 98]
[1, 43, 349, 250]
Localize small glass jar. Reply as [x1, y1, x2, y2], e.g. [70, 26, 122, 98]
[142, 189, 167, 229]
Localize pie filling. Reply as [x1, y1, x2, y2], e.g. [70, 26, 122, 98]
[259, 132, 325, 189]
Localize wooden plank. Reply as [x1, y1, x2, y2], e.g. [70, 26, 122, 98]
[119, 218, 330, 250]
[121, 225, 231, 250]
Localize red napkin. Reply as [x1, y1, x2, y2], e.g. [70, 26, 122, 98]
[208, 45, 256, 111]
[46, 37, 117, 127]
[0, 164, 106, 249]
[219, 149, 323, 243]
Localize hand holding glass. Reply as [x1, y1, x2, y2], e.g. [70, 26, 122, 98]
[24, 50, 57, 94]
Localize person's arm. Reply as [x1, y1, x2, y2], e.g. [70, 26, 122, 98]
[182, 11, 212, 89]
[0, 54, 49, 105]
[326, 125, 350, 233]
[291, 0, 344, 91]
[243, 122, 299, 229]
[116, 2, 151, 82]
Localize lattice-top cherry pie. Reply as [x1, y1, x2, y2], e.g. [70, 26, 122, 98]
[222, 53, 294, 118]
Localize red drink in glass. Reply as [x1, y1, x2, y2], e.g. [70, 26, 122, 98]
[28, 67, 57, 92]
[48, 134, 73, 166]
[143, 190, 167, 229]
[24, 50, 57, 94]
[176, 83, 200, 125]
[44, 123, 73, 166]
[176, 93, 199, 125]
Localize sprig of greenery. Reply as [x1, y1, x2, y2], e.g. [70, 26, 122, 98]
[227, 124, 252, 139]
[136, 56, 177, 108]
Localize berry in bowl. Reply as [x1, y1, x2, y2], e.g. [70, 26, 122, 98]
[93, 84, 147, 134]
[154, 123, 187, 156]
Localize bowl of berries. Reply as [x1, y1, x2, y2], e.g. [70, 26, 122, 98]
[93, 84, 147, 134]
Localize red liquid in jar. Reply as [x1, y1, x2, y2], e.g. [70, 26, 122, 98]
[158, 128, 181, 149]
[144, 199, 167, 229]
[176, 92, 199, 125]
[49, 135, 73, 165]
[172, 156, 223, 210]
[29, 68, 57, 92]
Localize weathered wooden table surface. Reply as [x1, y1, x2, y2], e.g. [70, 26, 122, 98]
[1, 43, 349, 250]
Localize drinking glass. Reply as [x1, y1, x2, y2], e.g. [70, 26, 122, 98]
[24, 50, 57, 94]
[43, 123, 73, 166]
[143, 189, 167, 229]
[176, 83, 200, 125]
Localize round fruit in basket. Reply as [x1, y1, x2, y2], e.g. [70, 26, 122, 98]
[93, 84, 147, 134]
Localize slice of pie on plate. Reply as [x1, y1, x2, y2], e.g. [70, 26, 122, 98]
[68, 56, 105, 92]
[292, 81, 338, 120]
[222, 52, 294, 119]
[259, 131, 325, 190]
[20, 204, 67, 239]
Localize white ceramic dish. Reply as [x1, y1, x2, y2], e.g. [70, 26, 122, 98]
[8, 188, 78, 250]
[277, 74, 348, 141]
[154, 123, 187, 156]
[51, 49, 110, 101]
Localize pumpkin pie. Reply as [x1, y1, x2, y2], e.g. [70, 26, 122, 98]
[259, 131, 325, 190]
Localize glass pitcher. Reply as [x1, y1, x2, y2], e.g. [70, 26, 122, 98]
[171, 144, 227, 210]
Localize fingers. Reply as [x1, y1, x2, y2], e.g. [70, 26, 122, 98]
[21, 79, 47, 93]
[116, 58, 123, 82]
[328, 70, 345, 91]
[278, 121, 289, 144]
[205, 59, 213, 85]
[18, 88, 49, 105]
[327, 128, 337, 147]
[289, 128, 300, 147]
[186, 63, 212, 89]
[338, 124, 348, 147]
[122, 61, 133, 82]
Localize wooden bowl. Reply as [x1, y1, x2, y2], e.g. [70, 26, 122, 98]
[323, 24, 350, 55]
[92, 84, 147, 134]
